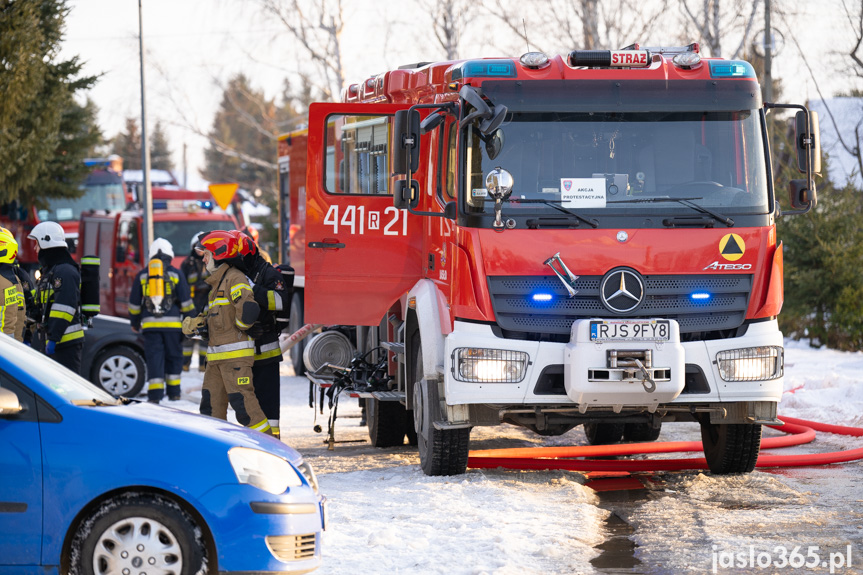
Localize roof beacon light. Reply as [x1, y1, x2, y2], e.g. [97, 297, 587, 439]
[568, 50, 650, 68]
[673, 52, 702, 70]
[520, 52, 550, 69]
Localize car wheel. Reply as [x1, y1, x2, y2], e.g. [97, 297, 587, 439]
[412, 337, 470, 475]
[74, 493, 205, 575]
[289, 292, 306, 376]
[583, 422, 625, 445]
[91, 346, 145, 397]
[700, 421, 761, 474]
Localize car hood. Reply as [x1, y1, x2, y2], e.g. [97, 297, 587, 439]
[68, 400, 304, 466]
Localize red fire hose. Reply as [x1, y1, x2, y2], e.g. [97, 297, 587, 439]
[467, 416, 863, 473]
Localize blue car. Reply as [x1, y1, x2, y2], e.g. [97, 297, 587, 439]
[0, 337, 325, 574]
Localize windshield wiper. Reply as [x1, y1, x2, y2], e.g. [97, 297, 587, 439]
[507, 199, 599, 228]
[607, 196, 734, 227]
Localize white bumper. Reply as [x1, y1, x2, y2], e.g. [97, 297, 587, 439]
[442, 319, 783, 408]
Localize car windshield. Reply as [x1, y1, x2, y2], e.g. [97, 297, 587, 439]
[39, 184, 127, 222]
[3, 340, 117, 403]
[461, 79, 769, 226]
[154, 219, 234, 252]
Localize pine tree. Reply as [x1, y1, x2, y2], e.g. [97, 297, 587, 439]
[150, 120, 174, 172]
[0, 0, 99, 203]
[112, 117, 142, 170]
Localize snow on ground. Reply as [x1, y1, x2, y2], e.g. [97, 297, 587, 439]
[168, 339, 863, 574]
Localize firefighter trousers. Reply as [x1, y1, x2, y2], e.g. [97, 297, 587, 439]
[144, 330, 184, 402]
[52, 341, 83, 376]
[182, 336, 207, 371]
[252, 361, 280, 421]
[200, 359, 271, 434]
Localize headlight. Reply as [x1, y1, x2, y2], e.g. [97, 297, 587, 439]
[228, 447, 303, 495]
[453, 348, 528, 382]
[716, 346, 783, 382]
[297, 459, 319, 493]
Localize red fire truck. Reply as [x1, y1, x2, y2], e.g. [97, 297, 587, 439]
[278, 44, 821, 476]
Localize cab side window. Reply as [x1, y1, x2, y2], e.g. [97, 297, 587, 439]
[444, 122, 457, 200]
[324, 114, 391, 195]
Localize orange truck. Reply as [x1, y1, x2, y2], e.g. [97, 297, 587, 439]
[278, 43, 821, 476]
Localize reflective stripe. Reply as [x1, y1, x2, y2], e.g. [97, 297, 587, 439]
[141, 322, 183, 329]
[249, 419, 271, 433]
[182, 349, 193, 357]
[211, 298, 231, 306]
[188, 273, 199, 283]
[207, 348, 255, 361]
[255, 343, 283, 361]
[81, 304, 100, 313]
[81, 257, 100, 265]
[230, 284, 252, 299]
[208, 340, 255, 354]
[128, 304, 142, 314]
[267, 291, 283, 311]
[180, 299, 195, 312]
[51, 303, 77, 316]
[169, 271, 180, 282]
[49, 309, 75, 322]
[59, 327, 85, 343]
[148, 378, 166, 390]
[235, 318, 252, 329]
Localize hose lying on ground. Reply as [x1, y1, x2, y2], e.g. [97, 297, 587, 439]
[467, 417, 863, 473]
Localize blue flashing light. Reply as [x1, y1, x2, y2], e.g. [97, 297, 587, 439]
[452, 60, 517, 80]
[532, 293, 554, 303]
[152, 200, 168, 210]
[708, 60, 756, 79]
[691, 292, 711, 301]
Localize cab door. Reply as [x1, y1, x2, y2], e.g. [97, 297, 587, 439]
[305, 103, 423, 326]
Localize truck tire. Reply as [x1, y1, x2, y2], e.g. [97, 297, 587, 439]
[91, 345, 146, 398]
[624, 422, 662, 442]
[700, 421, 761, 474]
[583, 422, 625, 445]
[367, 398, 411, 447]
[412, 339, 470, 476]
[289, 292, 306, 376]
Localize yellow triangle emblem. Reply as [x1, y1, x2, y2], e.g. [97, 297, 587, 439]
[208, 183, 239, 211]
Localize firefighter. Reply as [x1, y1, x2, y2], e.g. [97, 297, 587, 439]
[241, 226, 272, 263]
[129, 238, 195, 402]
[233, 230, 291, 439]
[0, 228, 21, 340]
[180, 231, 210, 372]
[27, 221, 84, 372]
[183, 231, 271, 434]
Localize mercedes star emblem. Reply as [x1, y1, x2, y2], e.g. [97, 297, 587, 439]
[600, 268, 644, 313]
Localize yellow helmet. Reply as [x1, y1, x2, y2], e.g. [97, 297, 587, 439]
[0, 227, 18, 264]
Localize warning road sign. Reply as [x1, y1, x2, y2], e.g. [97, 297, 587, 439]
[208, 183, 239, 211]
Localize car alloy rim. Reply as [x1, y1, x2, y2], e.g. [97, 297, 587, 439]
[92, 516, 183, 574]
[99, 355, 139, 395]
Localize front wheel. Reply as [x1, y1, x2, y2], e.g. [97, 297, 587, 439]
[412, 339, 469, 476]
[700, 421, 761, 474]
[73, 493, 205, 575]
[583, 422, 625, 445]
[91, 346, 146, 397]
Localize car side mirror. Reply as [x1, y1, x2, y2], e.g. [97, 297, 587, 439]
[0, 387, 23, 416]
[795, 110, 821, 175]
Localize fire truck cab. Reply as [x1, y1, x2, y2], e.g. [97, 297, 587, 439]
[79, 201, 238, 317]
[280, 44, 820, 476]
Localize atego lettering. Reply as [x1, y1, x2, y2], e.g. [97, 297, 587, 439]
[703, 261, 752, 271]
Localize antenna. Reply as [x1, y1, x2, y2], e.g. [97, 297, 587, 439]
[523, 18, 531, 52]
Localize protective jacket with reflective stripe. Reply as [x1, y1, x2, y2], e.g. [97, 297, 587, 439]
[0, 266, 19, 339]
[35, 248, 82, 348]
[247, 254, 289, 365]
[204, 263, 259, 364]
[129, 261, 194, 332]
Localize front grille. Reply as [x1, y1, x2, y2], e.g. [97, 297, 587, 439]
[488, 274, 751, 338]
[266, 533, 317, 561]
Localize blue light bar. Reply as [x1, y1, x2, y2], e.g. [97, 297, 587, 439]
[452, 60, 517, 80]
[532, 293, 554, 302]
[708, 60, 756, 79]
[691, 292, 711, 301]
[152, 200, 168, 210]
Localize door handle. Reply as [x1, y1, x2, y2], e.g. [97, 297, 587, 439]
[308, 240, 346, 249]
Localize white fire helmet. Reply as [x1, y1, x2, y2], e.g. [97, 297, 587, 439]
[149, 237, 174, 260]
[27, 221, 67, 249]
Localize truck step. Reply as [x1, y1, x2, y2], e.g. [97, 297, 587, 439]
[380, 341, 405, 356]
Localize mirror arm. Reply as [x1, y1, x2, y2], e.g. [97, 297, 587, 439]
[399, 102, 458, 218]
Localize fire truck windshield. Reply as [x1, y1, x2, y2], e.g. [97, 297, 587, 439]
[38, 182, 127, 222]
[461, 80, 769, 228]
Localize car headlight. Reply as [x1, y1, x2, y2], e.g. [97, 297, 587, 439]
[453, 348, 529, 382]
[716, 346, 783, 382]
[228, 447, 303, 495]
[297, 459, 319, 493]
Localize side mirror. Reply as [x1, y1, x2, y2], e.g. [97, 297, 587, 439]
[393, 179, 420, 210]
[0, 387, 23, 416]
[788, 179, 817, 210]
[444, 201, 457, 220]
[392, 109, 420, 175]
[795, 110, 821, 175]
[115, 245, 127, 264]
[420, 112, 445, 135]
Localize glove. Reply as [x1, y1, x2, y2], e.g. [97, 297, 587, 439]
[182, 315, 206, 335]
[245, 323, 264, 339]
[45, 340, 56, 355]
